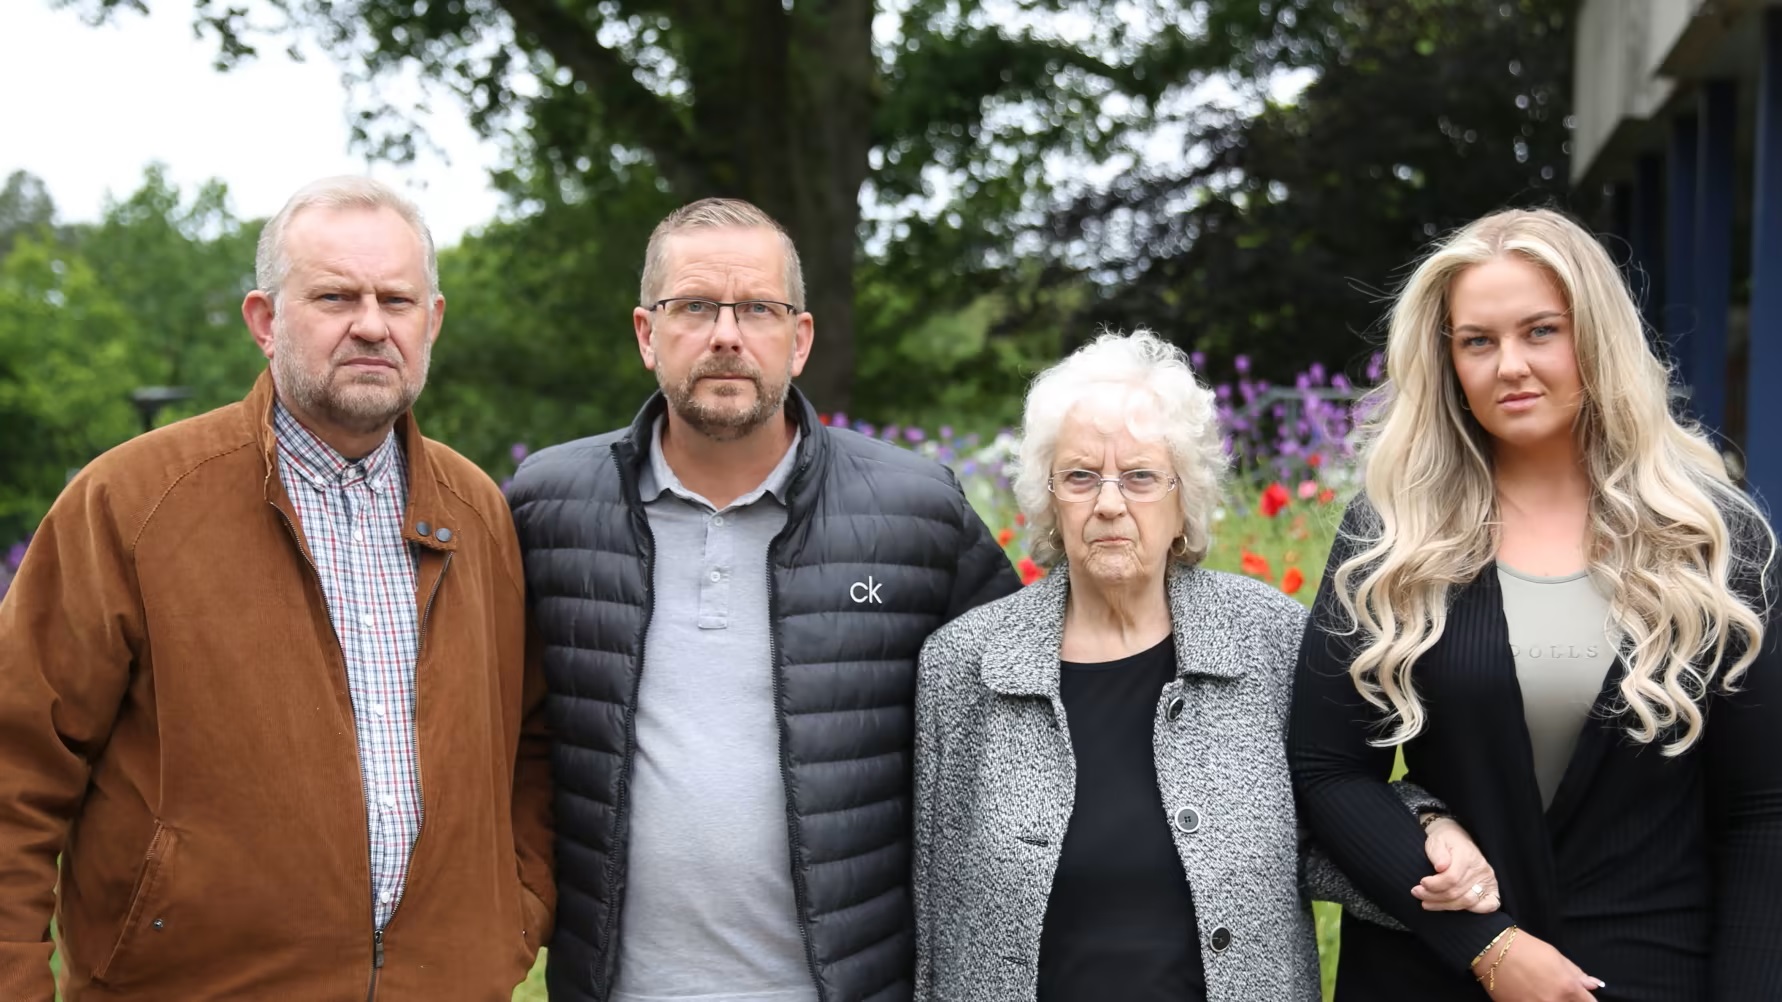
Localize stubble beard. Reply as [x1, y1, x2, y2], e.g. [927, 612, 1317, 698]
[271, 312, 430, 436]
[661, 353, 792, 442]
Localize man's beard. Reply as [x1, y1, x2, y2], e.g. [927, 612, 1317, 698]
[661, 353, 791, 441]
[272, 315, 429, 437]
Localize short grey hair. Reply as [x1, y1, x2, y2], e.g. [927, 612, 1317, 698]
[255, 176, 438, 305]
[639, 197, 805, 311]
[1012, 329, 1228, 567]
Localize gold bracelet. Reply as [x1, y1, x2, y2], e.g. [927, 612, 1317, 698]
[1417, 811, 1452, 832]
[1478, 927, 1519, 993]
[1469, 924, 1516, 971]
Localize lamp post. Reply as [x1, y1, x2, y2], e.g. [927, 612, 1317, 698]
[129, 386, 192, 435]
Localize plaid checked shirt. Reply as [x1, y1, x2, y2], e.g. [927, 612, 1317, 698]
[273, 401, 422, 930]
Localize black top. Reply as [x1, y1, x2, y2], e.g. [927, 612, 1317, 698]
[1288, 497, 1782, 1002]
[1038, 636, 1208, 1002]
[506, 386, 1023, 1002]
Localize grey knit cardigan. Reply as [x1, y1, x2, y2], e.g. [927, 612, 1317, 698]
[912, 562, 1421, 1002]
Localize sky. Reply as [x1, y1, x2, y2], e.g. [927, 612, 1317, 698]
[1, 1, 504, 244]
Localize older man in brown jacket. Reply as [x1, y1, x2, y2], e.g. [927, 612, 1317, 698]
[0, 177, 553, 1000]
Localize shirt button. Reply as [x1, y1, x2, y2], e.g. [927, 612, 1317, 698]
[353, 529, 365, 542]
[381, 795, 397, 809]
[711, 515, 724, 526]
[360, 613, 374, 628]
[1209, 926, 1233, 953]
[379, 890, 394, 905]
[1166, 696, 1186, 721]
[709, 570, 722, 582]
[371, 703, 386, 716]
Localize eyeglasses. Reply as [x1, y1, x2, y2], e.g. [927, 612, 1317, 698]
[649, 298, 800, 330]
[1048, 469, 1179, 503]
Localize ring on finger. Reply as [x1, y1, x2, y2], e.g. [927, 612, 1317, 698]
[1470, 883, 1485, 900]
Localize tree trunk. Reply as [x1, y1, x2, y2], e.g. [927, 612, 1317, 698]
[676, 0, 875, 414]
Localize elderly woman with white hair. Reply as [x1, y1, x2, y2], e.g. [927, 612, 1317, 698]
[911, 331, 1501, 1002]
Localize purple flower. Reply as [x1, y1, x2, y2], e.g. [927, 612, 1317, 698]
[904, 427, 925, 443]
[1366, 353, 1385, 383]
[939, 425, 954, 440]
[1295, 373, 1311, 391]
[857, 422, 876, 438]
[937, 446, 956, 464]
[5, 541, 25, 571]
[1239, 380, 1257, 404]
[1215, 384, 1232, 401]
[510, 443, 529, 465]
[882, 424, 901, 441]
[961, 460, 979, 476]
[1234, 355, 1251, 375]
[832, 412, 850, 430]
[1309, 362, 1327, 385]
[1190, 351, 1207, 370]
[1332, 373, 1351, 391]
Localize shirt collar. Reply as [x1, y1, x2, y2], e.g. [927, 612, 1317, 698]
[639, 415, 801, 509]
[272, 398, 403, 494]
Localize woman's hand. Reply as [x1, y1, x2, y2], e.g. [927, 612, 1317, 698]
[1412, 816, 1500, 913]
[1473, 930, 1605, 1001]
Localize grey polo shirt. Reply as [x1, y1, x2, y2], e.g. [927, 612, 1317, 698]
[611, 418, 817, 1002]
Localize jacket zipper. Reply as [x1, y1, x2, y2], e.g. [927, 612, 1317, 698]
[597, 451, 658, 997]
[767, 451, 824, 1002]
[271, 498, 448, 1002]
[367, 550, 450, 1001]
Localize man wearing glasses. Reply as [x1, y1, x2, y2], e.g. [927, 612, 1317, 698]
[506, 198, 1021, 1002]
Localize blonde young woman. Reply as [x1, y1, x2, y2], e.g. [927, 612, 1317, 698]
[1289, 208, 1781, 1002]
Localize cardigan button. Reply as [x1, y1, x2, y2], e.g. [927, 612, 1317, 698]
[435, 526, 453, 543]
[1209, 926, 1233, 953]
[1165, 696, 1186, 721]
[1173, 806, 1201, 834]
[416, 521, 432, 537]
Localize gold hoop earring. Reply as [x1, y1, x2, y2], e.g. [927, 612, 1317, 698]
[1169, 535, 1189, 558]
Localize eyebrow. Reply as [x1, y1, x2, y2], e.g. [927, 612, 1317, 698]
[1451, 310, 1567, 336]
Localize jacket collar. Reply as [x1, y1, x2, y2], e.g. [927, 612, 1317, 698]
[246, 369, 458, 553]
[612, 384, 830, 516]
[979, 561, 1252, 697]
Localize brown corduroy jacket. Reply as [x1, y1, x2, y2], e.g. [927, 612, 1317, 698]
[0, 371, 554, 1000]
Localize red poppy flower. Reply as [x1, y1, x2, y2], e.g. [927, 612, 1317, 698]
[1281, 567, 1305, 595]
[997, 528, 1015, 548]
[1017, 557, 1045, 585]
[1307, 453, 1323, 468]
[1259, 482, 1290, 518]
[1015, 512, 1027, 527]
[1318, 488, 1337, 505]
[1240, 548, 1272, 582]
[817, 413, 831, 425]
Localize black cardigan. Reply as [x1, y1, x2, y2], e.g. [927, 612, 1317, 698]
[1288, 499, 1782, 1002]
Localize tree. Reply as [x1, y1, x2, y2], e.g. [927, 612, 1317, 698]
[1040, 0, 1578, 385]
[60, 0, 1330, 411]
[0, 235, 141, 540]
[0, 170, 61, 260]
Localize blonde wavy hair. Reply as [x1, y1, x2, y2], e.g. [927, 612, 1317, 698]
[1333, 208, 1775, 754]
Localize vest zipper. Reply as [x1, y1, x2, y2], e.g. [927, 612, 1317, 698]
[598, 451, 659, 996]
[767, 449, 824, 1002]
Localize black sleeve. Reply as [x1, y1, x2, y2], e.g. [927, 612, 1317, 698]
[945, 475, 1022, 619]
[1706, 529, 1782, 1001]
[1286, 497, 1513, 973]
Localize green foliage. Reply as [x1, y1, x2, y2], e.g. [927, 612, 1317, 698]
[0, 235, 141, 539]
[1043, 0, 1579, 385]
[77, 164, 264, 419]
